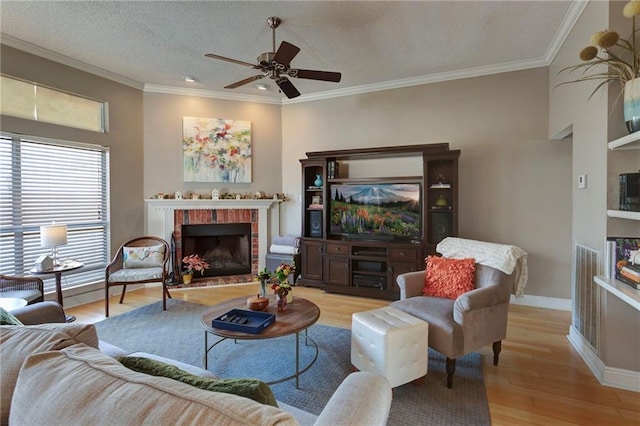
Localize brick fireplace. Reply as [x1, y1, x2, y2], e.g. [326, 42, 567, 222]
[145, 198, 281, 286]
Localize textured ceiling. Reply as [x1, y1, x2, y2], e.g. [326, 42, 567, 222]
[0, 1, 580, 102]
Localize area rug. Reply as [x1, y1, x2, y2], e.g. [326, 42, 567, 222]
[95, 299, 490, 425]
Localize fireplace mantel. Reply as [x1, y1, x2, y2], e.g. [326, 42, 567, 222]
[144, 199, 281, 271]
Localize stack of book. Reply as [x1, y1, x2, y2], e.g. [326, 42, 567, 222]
[619, 263, 640, 289]
[605, 237, 640, 290]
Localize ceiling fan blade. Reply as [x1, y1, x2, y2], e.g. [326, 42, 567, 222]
[273, 41, 300, 67]
[276, 77, 301, 99]
[292, 69, 342, 83]
[205, 53, 257, 68]
[224, 75, 265, 89]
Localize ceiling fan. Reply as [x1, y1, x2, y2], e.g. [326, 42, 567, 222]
[205, 17, 342, 99]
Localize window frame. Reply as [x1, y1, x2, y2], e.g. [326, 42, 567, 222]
[0, 131, 111, 293]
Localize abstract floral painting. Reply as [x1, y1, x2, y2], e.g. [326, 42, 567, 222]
[182, 117, 252, 182]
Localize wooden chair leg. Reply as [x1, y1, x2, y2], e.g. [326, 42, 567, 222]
[163, 284, 167, 311]
[492, 341, 502, 366]
[105, 285, 110, 318]
[446, 357, 456, 389]
[118, 285, 127, 304]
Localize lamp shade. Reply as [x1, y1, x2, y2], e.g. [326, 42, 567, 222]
[40, 224, 68, 248]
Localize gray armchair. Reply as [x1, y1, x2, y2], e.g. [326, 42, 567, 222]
[10, 301, 67, 325]
[390, 263, 514, 388]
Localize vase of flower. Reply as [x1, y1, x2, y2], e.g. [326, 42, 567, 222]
[256, 268, 271, 298]
[624, 77, 640, 133]
[182, 273, 193, 285]
[276, 291, 287, 312]
[557, 1, 640, 134]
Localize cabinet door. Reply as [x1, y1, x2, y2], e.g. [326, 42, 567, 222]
[325, 256, 350, 286]
[388, 261, 421, 291]
[301, 240, 323, 281]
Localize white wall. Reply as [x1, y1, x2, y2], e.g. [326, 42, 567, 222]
[282, 68, 573, 299]
[143, 92, 283, 199]
[550, 0, 640, 372]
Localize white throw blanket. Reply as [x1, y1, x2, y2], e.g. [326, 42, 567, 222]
[269, 244, 300, 255]
[436, 237, 528, 297]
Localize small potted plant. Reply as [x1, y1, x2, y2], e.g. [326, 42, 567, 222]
[182, 254, 209, 285]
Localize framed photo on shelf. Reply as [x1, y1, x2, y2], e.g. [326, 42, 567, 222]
[311, 195, 322, 205]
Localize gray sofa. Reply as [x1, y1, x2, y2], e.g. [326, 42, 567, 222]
[3, 302, 392, 426]
[390, 264, 514, 388]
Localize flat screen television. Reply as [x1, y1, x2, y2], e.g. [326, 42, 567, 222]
[329, 182, 422, 241]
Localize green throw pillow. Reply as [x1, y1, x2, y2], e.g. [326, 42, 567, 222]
[0, 307, 23, 325]
[117, 356, 277, 407]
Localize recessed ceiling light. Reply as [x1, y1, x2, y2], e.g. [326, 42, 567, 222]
[183, 75, 198, 83]
[256, 83, 269, 91]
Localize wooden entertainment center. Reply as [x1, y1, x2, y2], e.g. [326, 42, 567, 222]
[299, 143, 460, 300]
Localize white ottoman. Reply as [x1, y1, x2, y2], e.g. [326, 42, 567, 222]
[351, 306, 428, 388]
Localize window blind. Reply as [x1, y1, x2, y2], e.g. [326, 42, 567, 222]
[0, 133, 110, 292]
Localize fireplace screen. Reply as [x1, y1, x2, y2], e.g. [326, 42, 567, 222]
[181, 223, 251, 277]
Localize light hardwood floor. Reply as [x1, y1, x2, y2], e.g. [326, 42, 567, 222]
[66, 284, 639, 426]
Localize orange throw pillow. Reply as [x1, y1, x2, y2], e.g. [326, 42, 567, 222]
[423, 256, 476, 300]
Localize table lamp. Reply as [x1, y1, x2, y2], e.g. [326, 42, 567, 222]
[40, 223, 67, 266]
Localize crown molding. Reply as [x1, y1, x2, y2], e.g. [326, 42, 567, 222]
[147, 57, 551, 105]
[143, 84, 282, 105]
[1, 34, 144, 90]
[544, 0, 589, 63]
[283, 58, 550, 104]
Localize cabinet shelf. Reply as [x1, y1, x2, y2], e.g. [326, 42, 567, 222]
[607, 210, 640, 220]
[594, 275, 640, 311]
[352, 270, 387, 277]
[608, 132, 640, 150]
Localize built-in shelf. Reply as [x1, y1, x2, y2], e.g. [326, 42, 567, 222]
[594, 275, 640, 311]
[608, 132, 640, 150]
[607, 210, 640, 220]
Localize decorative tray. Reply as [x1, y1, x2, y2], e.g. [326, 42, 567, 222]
[211, 309, 275, 334]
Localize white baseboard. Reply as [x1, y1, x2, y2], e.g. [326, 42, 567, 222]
[53, 283, 146, 309]
[510, 294, 572, 311]
[568, 326, 640, 392]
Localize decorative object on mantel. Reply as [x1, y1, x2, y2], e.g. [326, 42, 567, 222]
[147, 191, 288, 201]
[182, 254, 210, 285]
[211, 189, 219, 200]
[182, 117, 252, 183]
[557, 0, 640, 134]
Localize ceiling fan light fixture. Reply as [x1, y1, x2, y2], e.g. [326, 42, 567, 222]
[183, 75, 198, 83]
[204, 16, 341, 99]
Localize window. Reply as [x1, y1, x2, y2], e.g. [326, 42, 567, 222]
[0, 75, 107, 133]
[0, 133, 110, 293]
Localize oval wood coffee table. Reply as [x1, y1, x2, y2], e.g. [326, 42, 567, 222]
[201, 295, 320, 388]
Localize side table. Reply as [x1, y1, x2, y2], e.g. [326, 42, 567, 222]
[29, 260, 84, 307]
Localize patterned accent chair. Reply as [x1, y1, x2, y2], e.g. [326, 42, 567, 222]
[0, 274, 44, 305]
[105, 236, 170, 317]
